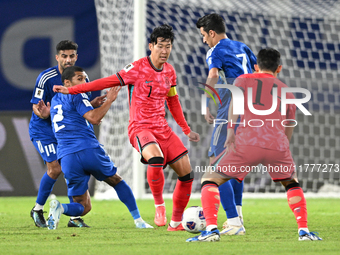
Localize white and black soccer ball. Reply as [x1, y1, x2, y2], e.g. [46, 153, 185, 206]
[181, 206, 206, 233]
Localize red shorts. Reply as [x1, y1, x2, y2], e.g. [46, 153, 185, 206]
[212, 145, 296, 182]
[130, 129, 188, 166]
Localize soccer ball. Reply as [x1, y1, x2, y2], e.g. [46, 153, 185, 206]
[181, 206, 206, 233]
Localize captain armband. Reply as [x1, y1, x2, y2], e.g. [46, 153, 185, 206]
[167, 86, 177, 97]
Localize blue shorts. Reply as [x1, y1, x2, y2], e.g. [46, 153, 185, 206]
[208, 122, 227, 157]
[32, 138, 58, 163]
[208, 119, 240, 158]
[60, 145, 117, 197]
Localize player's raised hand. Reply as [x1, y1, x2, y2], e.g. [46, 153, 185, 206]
[105, 86, 121, 103]
[187, 131, 200, 142]
[90, 94, 107, 108]
[53, 85, 69, 94]
[224, 129, 236, 153]
[204, 107, 215, 124]
[37, 100, 51, 119]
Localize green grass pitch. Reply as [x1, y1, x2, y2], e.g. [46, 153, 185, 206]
[0, 197, 339, 254]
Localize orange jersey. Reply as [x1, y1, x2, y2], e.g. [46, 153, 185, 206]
[233, 73, 296, 151]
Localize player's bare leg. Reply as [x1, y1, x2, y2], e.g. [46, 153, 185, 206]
[167, 155, 193, 231]
[46, 160, 62, 179]
[142, 144, 167, 226]
[281, 176, 322, 241]
[72, 191, 92, 216]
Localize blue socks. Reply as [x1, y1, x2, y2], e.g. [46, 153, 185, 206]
[219, 180, 244, 219]
[219, 181, 238, 218]
[230, 179, 243, 206]
[62, 203, 85, 216]
[36, 172, 56, 205]
[37, 173, 85, 217]
[54, 180, 142, 219]
[114, 180, 141, 220]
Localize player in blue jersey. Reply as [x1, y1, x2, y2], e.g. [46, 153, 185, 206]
[44, 66, 153, 229]
[29, 40, 105, 228]
[196, 13, 257, 235]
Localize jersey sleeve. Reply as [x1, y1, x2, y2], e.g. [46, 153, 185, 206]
[171, 65, 177, 86]
[30, 73, 49, 104]
[116, 61, 140, 86]
[68, 74, 122, 94]
[245, 46, 257, 70]
[72, 93, 94, 117]
[206, 49, 223, 70]
[167, 67, 178, 96]
[166, 95, 191, 135]
[165, 66, 190, 134]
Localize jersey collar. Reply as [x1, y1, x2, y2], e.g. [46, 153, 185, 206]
[147, 56, 163, 72]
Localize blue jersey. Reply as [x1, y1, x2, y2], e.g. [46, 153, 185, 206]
[29, 66, 61, 140]
[29, 66, 90, 141]
[206, 38, 257, 119]
[50, 92, 99, 159]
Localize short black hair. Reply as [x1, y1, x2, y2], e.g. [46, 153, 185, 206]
[196, 13, 226, 34]
[56, 40, 78, 54]
[150, 24, 174, 44]
[61, 66, 84, 85]
[257, 48, 281, 73]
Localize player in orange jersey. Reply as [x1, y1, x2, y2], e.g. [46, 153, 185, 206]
[53, 24, 199, 231]
[186, 48, 322, 242]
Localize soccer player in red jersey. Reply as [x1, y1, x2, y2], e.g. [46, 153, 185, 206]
[186, 48, 322, 242]
[53, 24, 200, 231]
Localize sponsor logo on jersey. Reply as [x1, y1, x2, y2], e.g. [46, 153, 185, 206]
[82, 99, 92, 107]
[164, 76, 170, 88]
[34, 88, 44, 99]
[142, 136, 149, 142]
[123, 63, 134, 72]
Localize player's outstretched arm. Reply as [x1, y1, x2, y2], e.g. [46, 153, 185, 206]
[69, 75, 122, 95]
[53, 85, 69, 94]
[83, 87, 121, 125]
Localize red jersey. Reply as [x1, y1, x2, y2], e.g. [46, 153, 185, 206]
[117, 56, 177, 137]
[68, 56, 190, 139]
[233, 73, 296, 151]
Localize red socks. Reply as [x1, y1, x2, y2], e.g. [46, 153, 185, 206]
[201, 182, 220, 226]
[147, 157, 165, 205]
[171, 173, 193, 221]
[286, 187, 308, 229]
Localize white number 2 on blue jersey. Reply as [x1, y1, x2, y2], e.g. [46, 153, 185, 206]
[236, 53, 248, 74]
[52, 104, 65, 132]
